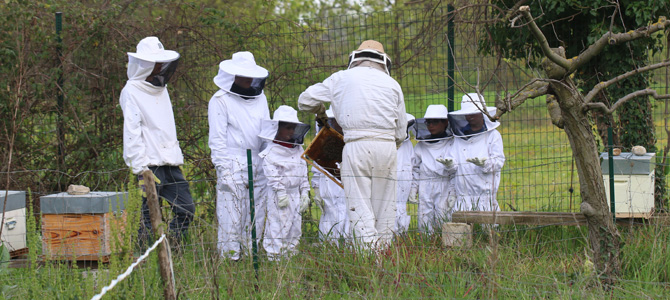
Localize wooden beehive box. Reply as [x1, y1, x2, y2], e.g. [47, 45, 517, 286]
[40, 192, 127, 262]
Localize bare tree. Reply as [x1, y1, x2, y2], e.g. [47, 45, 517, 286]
[488, 6, 670, 282]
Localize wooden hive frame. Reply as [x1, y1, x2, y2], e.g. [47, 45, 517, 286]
[301, 126, 345, 188]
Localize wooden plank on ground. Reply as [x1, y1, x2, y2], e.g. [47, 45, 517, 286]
[452, 211, 670, 226]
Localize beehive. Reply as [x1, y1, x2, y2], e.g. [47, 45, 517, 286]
[0, 191, 27, 255]
[600, 152, 655, 218]
[40, 192, 127, 261]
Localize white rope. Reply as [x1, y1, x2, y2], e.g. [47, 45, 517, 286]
[91, 234, 166, 300]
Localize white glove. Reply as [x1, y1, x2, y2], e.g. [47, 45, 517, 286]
[436, 158, 454, 169]
[215, 165, 235, 193]
[408, 187, 418, 204]
[300, 192, 310, 213]
[313, 187, 324, 210]
[467, 157, 487, 167]
[277, 190, 289, 208]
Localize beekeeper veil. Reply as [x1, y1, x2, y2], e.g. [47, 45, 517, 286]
[127, 36, 180, 86]
[348, 40, 392, 75]
[259, 105, 310, 147]
[414, 104, 452, 141]
[405, 113, 416, 141]
[449, 93, 500, 137]
[214, 51, 268, 98]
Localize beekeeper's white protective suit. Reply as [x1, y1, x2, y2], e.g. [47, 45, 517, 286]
[446, 93, 505, 212]
[121, 37, 195, 243]
[208, 51, 270, 260]
[121, 38, 183, 173]
[258, 106, 310, 260]
[311, 109, 350, 242]
[395, 113, 415, 233]
[298, 40, 407, 249]
[411, 105, 455, 232]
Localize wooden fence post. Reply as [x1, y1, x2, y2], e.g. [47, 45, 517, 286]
[142, 169, 177, 300]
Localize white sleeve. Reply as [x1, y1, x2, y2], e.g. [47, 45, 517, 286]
[411, 148, 421, 191]
[395, 88, 408, 144]
[300, 161, 310, 196]
[120, 90, 149, 174]
[298, 75, 335, 114]
[208, 95, 230, 169]
[482, 130, 505, 174]
[262, 152, 286, 195]
[310, 167, 321, 190]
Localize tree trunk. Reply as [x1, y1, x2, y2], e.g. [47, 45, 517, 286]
[549, 77, 622, 284]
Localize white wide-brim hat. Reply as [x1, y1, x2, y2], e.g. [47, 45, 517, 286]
[423, 104, 449, 119]
[218, 51, 268, 78]
[273, 105, 300, 123]
[406, 113, 415, 121]
[450, 93, 497, 115]
[127, 36, 179, 63]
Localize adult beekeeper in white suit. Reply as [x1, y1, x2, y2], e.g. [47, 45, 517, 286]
[311, 108, 350, 243]
[440, 93, 505, 212]
[411, 105, 455, 232]
[258, 105, 311, 260]
[208, 51, 270, 260]
[395, 113, 415, 234]
[298, 40, 407, 249]
[120, 36, 195, 245]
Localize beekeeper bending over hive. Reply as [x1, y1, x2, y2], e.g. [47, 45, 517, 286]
[298, 40, 407, 249]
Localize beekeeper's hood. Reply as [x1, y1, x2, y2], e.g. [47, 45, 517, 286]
[214, 51, 268, 98]
[405, 113, 416, 141]
[415, 104, 452, 141]
[348, 40, 392, 75]
[127, 36, 180, 87]
[259, 105, 310, 147]
[448, 93, 500, 137]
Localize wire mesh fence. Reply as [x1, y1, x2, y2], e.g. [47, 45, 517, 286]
[1, 2, 670, 298]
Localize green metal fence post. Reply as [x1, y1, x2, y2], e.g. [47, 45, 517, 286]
[607, 127, 616, 223]
[247, 149, 259, 289]
[447, 4, 455, 112]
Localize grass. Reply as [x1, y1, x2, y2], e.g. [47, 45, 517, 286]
[3, 212, 669, 299]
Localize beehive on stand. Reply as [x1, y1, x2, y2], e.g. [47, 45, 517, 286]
[0, 191, 28, 257]
[40, 192, 127, 262]
[600, 152, 655, 218]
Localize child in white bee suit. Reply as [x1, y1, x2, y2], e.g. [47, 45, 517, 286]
[395, 113, 416, 234]
[208, 51, 270, 260]
[311, 108, 350, 243]
[258, 105, 311, 260]
[441, 93, 505, 212]
[410, 104, 455, 233]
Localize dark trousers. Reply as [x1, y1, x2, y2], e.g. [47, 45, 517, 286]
[138, 166, 195, 245]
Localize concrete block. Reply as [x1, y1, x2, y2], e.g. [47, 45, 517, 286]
[441, 222, 472, 248]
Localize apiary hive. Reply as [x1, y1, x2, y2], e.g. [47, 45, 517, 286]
[600, 152, 655, 218]
[40, 191, 127, 261]
[0, 191, 27, 255]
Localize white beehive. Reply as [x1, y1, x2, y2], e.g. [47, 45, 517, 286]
[601, 152, 655, 218]
[0, 191, 27, 252]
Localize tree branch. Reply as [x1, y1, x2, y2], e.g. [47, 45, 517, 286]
[584, 60, 670, 103]
[569, 17, 670, 73]
[516, 6, 571, 71]
[584, 89, 670, 114]
[493, 79, 550, 119]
